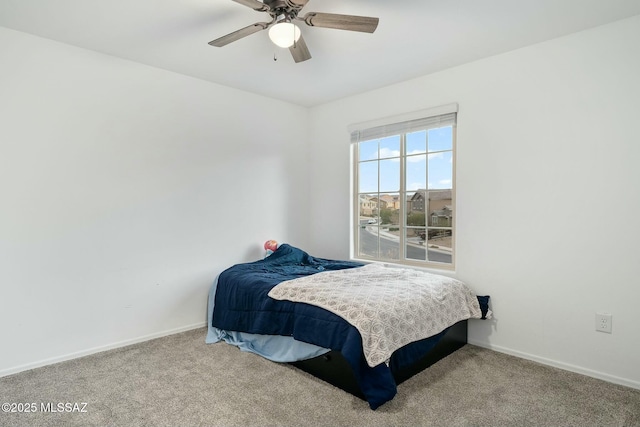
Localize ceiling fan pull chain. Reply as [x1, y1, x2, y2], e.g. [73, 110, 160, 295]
[274, 52, 278, 61]
[292, 23, 297, 49]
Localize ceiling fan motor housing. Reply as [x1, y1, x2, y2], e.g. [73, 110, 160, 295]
[264, 0, 307, 19]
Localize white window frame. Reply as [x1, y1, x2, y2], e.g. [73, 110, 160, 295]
[349, 104, 457, 270]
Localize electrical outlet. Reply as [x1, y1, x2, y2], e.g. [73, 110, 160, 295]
[595, 313, 612, 333]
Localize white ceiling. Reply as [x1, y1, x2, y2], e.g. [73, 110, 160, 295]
[2, 0, 640, 107]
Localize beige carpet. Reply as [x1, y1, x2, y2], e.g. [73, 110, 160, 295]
[1, 327, 638, 426]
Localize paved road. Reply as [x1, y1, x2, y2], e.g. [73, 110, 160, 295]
[358, 226, 452, 264]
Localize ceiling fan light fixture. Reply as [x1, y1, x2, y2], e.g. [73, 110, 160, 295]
[268, 21, 301, 48]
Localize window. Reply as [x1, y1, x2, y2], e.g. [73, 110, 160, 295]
[350, 104, 457, 269]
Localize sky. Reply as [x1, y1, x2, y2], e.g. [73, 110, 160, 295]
[358, 126, 453, 195]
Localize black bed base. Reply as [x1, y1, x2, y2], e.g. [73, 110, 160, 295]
[289, 320, 468, 400]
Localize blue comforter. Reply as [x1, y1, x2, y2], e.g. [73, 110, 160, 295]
[211, 244, 469, 409]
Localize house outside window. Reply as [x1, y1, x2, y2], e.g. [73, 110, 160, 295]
[350, 104, 457, 269]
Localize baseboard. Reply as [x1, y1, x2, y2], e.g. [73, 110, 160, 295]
[0, 321, 207, 379]
[468, 339, 640, 391]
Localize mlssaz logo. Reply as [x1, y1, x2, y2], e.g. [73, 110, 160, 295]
[41, 402, 88, 413]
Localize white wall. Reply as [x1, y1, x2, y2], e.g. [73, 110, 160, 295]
[308, 15, 640, 388]
[0, 27, 310, 375]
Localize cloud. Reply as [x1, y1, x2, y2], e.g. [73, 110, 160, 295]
[378, 147, 400, 158]
[406, 150, 426, 163]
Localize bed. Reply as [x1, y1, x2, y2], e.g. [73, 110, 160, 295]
[206, 244, 490, 409]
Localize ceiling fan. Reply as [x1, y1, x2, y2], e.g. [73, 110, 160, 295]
[209, 0, 379, 63]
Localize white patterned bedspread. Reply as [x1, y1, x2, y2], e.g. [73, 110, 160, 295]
[268, 263, 485, 367]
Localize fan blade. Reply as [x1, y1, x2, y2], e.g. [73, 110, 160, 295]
[302, 12, 379, 33]
[289, 35, 311, 63]
[209, 22, 269, 47]
[232, 0, 270, 12]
